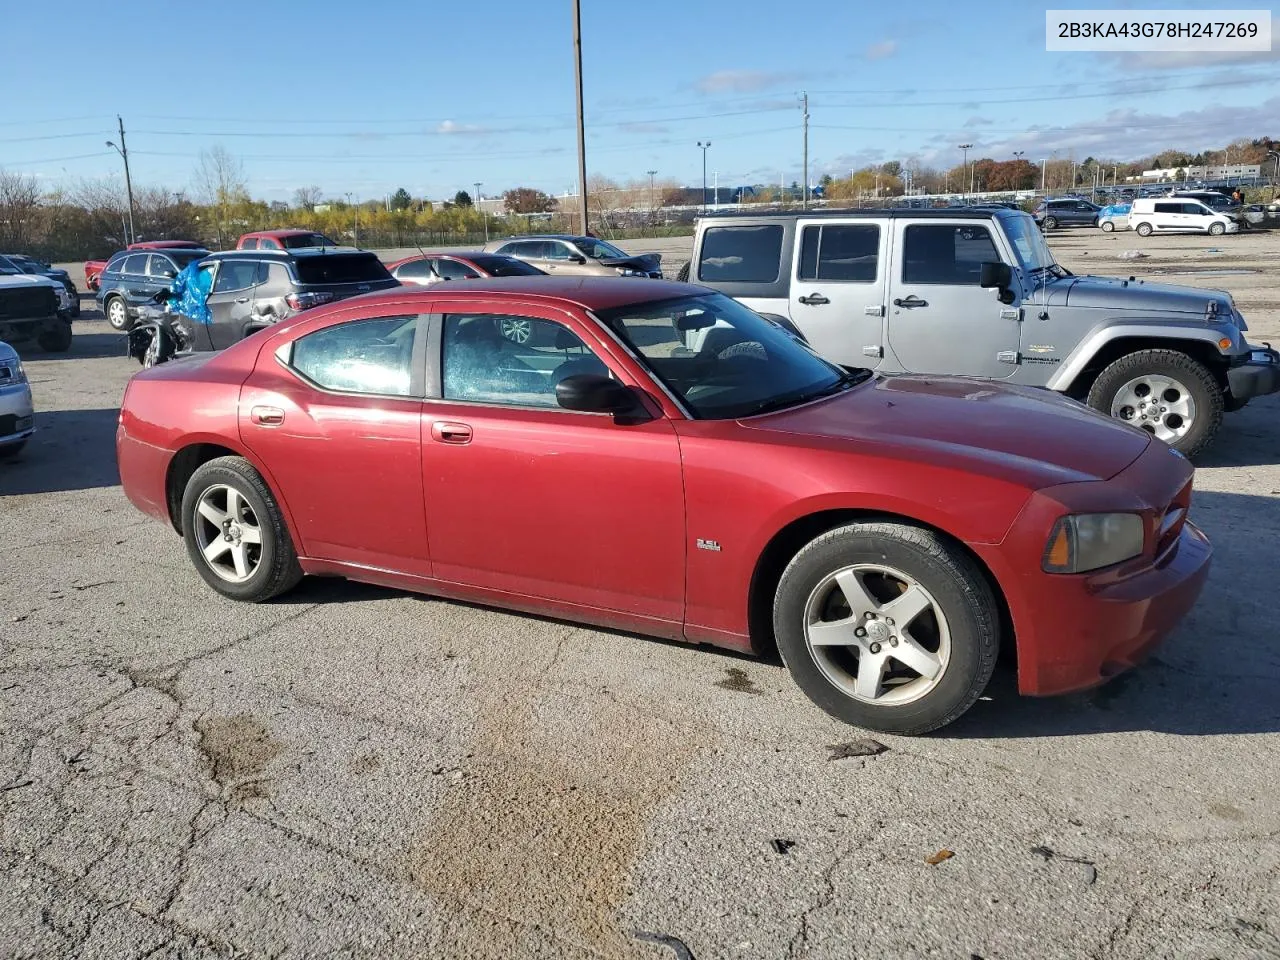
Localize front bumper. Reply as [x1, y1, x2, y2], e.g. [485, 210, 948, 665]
[1227, 345, 1280, 401]
[0, 380, 36, 445]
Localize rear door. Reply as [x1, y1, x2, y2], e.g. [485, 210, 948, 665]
[206, 260, 261, 349]
[1152, 201, 1184, 232]
[884, 219, 1021, 379]
[787, 219, 887, 368]
[120, 253, 152, 307]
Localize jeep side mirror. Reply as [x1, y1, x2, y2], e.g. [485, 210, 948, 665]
[979, 261, 1012, 290]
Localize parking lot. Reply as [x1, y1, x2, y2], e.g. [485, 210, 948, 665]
[2, 231, 1279, 959]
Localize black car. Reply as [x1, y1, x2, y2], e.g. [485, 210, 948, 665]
[97, 247, 210, 330]
[1032, 198, 1100, 229]
[0, 254, 79, 317]
[128, 247, 400, 362]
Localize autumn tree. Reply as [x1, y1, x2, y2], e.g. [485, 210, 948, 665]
[292, 185, 323, 211]
[502, 187, 555, 214]
[0, 170, 41, 248]
[193, 146, 249, 247]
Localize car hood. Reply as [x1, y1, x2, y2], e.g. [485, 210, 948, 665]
[739, 375, 1151, 488]
[1036, 274, 1234, 315]
[0, 274, 59, 290]
[597, 253, 662, 272]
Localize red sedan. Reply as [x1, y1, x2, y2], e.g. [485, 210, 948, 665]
[116, 278, 1211, 733]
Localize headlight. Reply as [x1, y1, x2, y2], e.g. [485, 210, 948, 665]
[1042, 513, 1144, 573]
[14, 359, 27, 383]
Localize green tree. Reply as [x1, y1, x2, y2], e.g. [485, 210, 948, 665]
[453, 190, 473, 207]
[390, 187, 412, 211]
[880, 160, 902, 177]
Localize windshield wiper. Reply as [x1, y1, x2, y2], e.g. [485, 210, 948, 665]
[742, 369, 867, 417]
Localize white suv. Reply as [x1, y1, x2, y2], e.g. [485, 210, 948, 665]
[1128, 198, 1238, 237]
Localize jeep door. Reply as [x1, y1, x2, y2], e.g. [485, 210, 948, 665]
[788, 220, 888, 368]
[884, 220, 1020, 379]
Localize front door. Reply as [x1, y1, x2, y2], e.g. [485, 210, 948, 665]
[788, 219, 888, 369]
[421, 304, 686, 624]
[885, 220, 1021, 380]
[206, 260, 261, 349]
[238, 311, 429, 576]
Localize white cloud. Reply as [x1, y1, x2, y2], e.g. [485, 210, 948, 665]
[864, 40, 898, 61]
[692, 70, 798, 94]
[1108, 48, 1280, 71]
[434, 120, 485, 135]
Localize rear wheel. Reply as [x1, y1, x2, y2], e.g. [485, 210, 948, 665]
[773, 522, 999, 735]
[37, 320, 72, 353]
[1087, 349, 1223, 457]
[1043, 216, 1059, 229]
[105, 296, 131, 331]
[1135, 222, 1153, 237]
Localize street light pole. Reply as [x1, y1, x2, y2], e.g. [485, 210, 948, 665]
[572, 0, 589, 235]
[474, 181, 487, 241]
[1012, 151, 1024, 192]
[105, 115, 136, 245]
[958, 144, 973, 198]
[646, 169, 657, 224]
[701, 140, 711, 212]
[344, 193, 359, 247]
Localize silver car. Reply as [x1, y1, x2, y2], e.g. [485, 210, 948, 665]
[0, 340, 35, 459]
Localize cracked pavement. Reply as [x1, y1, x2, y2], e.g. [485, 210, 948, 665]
[2, 235, 1279, 958]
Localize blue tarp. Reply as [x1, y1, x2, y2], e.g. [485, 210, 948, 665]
[1099, 203, 1132, 218]
[168, 260, 213, 326]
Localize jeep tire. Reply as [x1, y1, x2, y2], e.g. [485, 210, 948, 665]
[1087, 349, 1223, 458]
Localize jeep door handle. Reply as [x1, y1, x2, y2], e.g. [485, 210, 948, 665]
[235, 297, 250, 304]
[250, 405, 284, 425]
[431, 421, 473, 444]
[797, 293, 830, 306]
[892, 296, 928, 308]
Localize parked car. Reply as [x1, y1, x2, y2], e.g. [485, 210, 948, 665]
[84, 259, 106, 292]
[387, 251, 545, 286]
[1033, 198, 1100, 229]
[236, 229, 338, 251]
[1169, 190, 1239, 213]
[0, 254, 79, 316]
[0, 274, 72, 353]
[96, 247, 211, 330]
[1097, 203, 1132, 232]
[1128, 198, 1239, 237]
[86, 240, 204, 292]
[125, 247, 400, 363]
[483, 235, 663, 278]
[116, 276, 1211, 735]
[677, 207, 1280, 457]
[0, 339, 36, 458]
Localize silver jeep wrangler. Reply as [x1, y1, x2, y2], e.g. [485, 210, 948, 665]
[681, 208, 1279, 456]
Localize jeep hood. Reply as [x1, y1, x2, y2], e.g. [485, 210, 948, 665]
[1035, 274, 1234, 315]
[740, 375, 1151, 487]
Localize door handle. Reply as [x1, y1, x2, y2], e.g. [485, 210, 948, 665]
[431, 421, 473, 444]
[250, 405, 284, 425]
[235, 297, 250, 304]
[797, 293, 830, 306]
[892, 296, 928, 308]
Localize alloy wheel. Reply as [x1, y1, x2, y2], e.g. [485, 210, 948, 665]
[107, 298, 128, 330]
[1110, 374, 1196, 443]
[499, 318, 532, 344]
[192, 484, 264, 583]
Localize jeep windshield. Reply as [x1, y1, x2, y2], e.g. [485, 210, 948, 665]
[595, 292, 866, 420]
[1003, 213, 1060, 275]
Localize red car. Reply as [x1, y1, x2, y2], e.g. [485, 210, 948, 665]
[116, 278, 1211, 734]
[85, 240, 204, 291]
[237, 229, 337, 251]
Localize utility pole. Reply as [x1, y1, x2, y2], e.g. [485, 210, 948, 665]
[697, 141, 711, 213]
[474, 182, 488, 241]
[1039, 158, 1047, 192]
[344, 193, 359, 247]
[646, 169, 657, 224]
[958, 144, 973, 198]
[572, 0, 589, 234]
[105, 116, 136, 245]
[801, 91, 809, 210]
[713, 170, 718, 209]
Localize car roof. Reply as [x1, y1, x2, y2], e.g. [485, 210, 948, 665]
[497, 234, 594, 243]
[386, 250, 494, 269]
[205, 246, 367, 261]
[698, 207, 1008, 221]
[345, 276, 704, 312]
[241, 229, 327, 238]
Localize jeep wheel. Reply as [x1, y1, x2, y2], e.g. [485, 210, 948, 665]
[676, 261, 691, 283]
[1087, 349, 1223, 458]
[1135, 222, 1153, 237]
[1043, 216, 1059, 229]
[105, 296, 131, 331]
[37, 320, 73, 353]
[1101, 220, 1115, 232]
[773, 522, 999, 735]
[1208, 222, 1226, 236]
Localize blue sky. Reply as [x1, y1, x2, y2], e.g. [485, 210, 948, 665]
[2, 0, 1276, 202]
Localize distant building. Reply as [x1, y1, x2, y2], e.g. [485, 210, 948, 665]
[1139, 164, 1261, 182]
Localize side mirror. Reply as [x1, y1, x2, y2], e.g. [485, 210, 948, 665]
[570, 254, 587, 264]
[556, 373, 642, 417]
[979, 261, 1012, 290]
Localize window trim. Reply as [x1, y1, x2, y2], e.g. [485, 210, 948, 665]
[796, 223, 881, 284]
[276, 312, 428, 400]
[210, 259, 261, 294]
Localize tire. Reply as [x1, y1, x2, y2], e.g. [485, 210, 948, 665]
[105, 295, 132, 331]
[37, 320, 73, 353]
[772, 522, 999, 735]
[181, 456, 304, 602]
[1101, 221, 1115, 232]
[1135, 222, 1153, 237]
[1086, 349, 1223, 458]
[1208, 222, 1225, 236]
[0, 439, 27, 461]
[141, 328, 165, 368]
[1043, 216, 1058, 229]
[676, 261, 691, 283]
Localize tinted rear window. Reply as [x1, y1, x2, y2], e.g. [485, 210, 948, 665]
[170, 250, 206, 268]
[470, 254, 542, 277]
[295, 253, 391, 285]
[698, 225, 783, 283]
[282, 233, 336, 249]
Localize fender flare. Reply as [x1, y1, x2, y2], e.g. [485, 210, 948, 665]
[1044, 320, 1238, 392]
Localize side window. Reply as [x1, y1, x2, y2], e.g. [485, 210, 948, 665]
[436, 258, 480, 280]
[1184, 202, 1208, 215]
[288, 315, 420, 397]
[1154, 202, 1179, 215]
[902, 225, 999, 285]
[797, 224, 880, 282]
[212, 260, 260, 293]
[148, 255, 178, 280]
[442, 313, 609, 408]
[544, 242, 574, 261]
[698, 225, 783, 283]
[397, 259, 435, 280]
[241, 238, 259, 250]
[122, 253, 148, 275]
[261, 238, 281, 250]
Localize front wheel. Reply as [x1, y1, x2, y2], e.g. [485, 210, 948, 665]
[105, 296, 131, 331]
[1101, 220, 1115, 232]
[181, 456, 303, 602]
[1042, 216, 1058, 229]
[1087, 349, 1223, 458]
[773, 522, 999, 735]
[37, 320, 72, 353]
[1208, 222, 1225, 236]
[1135, 222, 1153, 237]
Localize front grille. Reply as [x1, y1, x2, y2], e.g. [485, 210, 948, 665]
[0, 286, 57, 320]
[0, 414, 16, 436]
